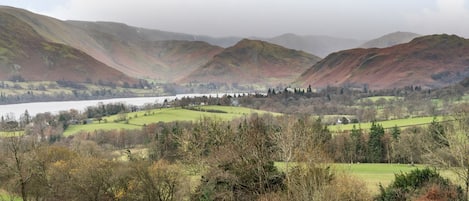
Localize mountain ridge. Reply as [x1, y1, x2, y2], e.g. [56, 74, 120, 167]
[296, 34, 469, 89]
[360, 31, 421, 48]
[180, 39, 321, 87]
[0, 10, 136, 85]
[253, 33, 363, 57]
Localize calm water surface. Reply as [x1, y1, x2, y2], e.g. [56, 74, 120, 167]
[0, 93, 231, 119]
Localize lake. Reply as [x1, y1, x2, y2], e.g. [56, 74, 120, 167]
[0, 93, 237, 119]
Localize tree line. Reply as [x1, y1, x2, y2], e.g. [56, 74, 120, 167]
[2, 104, 469, 200]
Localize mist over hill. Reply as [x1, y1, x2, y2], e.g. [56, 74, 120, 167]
[2, 6, 469, 91]
[360, 31, 421, 48]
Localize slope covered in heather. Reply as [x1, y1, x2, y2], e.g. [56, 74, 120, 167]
[296, 34, 469, 89]
[0, 10, 136, 85]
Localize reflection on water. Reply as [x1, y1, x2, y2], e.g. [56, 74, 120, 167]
[0, 93, 233, 119]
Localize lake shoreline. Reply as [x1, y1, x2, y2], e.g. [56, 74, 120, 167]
[0, 93, 244, 119]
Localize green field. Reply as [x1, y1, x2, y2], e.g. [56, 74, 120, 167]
[276, 162, 458, 194]
[275, 162, 432, 194]
[64, 123, 142, 136]
[330, 116, 445, 131]
[63, 106, 278, 136]
[0, 131, 24, 137]
[361, 96, 402, 102]
[0, 190, 21, 201]
[334, 163, 426, 193]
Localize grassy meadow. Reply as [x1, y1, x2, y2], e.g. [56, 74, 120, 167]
[0, 131, 24, 137]
[0, 190, 21, 201]
[275, 162, 458, 195]
[361, 96, 402, 102]
[329, 116, 445, 131]
[334, 163, 425, 193]
[63, 105, 279, 136]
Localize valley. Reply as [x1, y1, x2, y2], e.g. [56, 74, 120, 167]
[2, 5, 469, 201]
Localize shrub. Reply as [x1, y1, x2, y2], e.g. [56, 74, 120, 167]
[376, 168, 465, 201]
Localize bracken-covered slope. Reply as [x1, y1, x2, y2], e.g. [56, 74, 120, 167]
[180, 39, 321, 87]
[296, 34, 469, 89]
[66, 21, 225, 81]
[0, 6, 224, 82]
[0, 11, 136, 84]
[360, 31, 421, 48]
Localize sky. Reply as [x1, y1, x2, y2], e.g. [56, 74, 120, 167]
[1, 0, 469, 39]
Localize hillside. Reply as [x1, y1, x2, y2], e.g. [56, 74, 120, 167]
[66, 21, 224, 80]
[257, 33, 363, 57]
[296, 34, 469, 89]
[180, 39, 321, 87]
[0, 6, 226, 82]
[360, 31, 420, 48]
[0, 10, 136, 85]
[67, 21, 241, 48]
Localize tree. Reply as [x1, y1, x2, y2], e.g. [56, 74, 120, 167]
[423, 104, 469, 200]
[367, 122, 385, 163]
[390, 125, 400, 140]
[350, 125, 366, 163]
[427, 117, 448, 148]
[19, 110, 31, 128]
[128, 160, 187, 201]
[0, 135, 38, 201]
[394, 127, 424, 164]
[193, 115, 285, 201]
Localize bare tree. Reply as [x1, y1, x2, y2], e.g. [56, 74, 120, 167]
[423, 103, 469, 200]
[0, 135, 38, 201]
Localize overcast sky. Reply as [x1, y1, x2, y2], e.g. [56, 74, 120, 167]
[1, 0, 469, 39]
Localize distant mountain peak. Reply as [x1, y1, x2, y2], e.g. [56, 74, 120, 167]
[360, 31, 421, 48]
[180, 39, 321, 87]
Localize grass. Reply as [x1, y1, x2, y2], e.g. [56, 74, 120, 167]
[275, 162, 459, 195]
[64, 123, 142, 136]
[63, 106, 278, 136]
[0, 131, 24, 137]
[330, 116, 445, 131]
[361, 96, 402, 102]
[334, 163, 425, 193]
[0, 190, 21, 201]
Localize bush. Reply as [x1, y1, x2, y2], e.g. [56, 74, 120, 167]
[376, 168, 465, 201]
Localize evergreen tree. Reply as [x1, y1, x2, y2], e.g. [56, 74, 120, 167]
[427, 117, 448, 148]
[350, 125, 366, 163]
[367, 122, 385, 162]
[391, 125, 400, 140]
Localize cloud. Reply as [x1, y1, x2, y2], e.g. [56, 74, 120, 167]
[38, 0, 469, 39]
[406, 0, 469, 37]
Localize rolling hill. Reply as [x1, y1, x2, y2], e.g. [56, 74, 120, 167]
[0, 6, 226, 81]
[0, 10, 136, 85]
[67, 21, 241, 48]
[360, 31, 421, 48]
[180, 39, 321, 87]
[296, 34, 469, 89]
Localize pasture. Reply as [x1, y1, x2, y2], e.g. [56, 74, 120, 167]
[63, 106, 278, 136]
[276, 162, 457, 195]
[0, 131, 24, 137]
[330, 116, 445, 131]
[361, 96, 402, 102]
[334, 163, 425, 193]
[0, 190, 21, 201]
